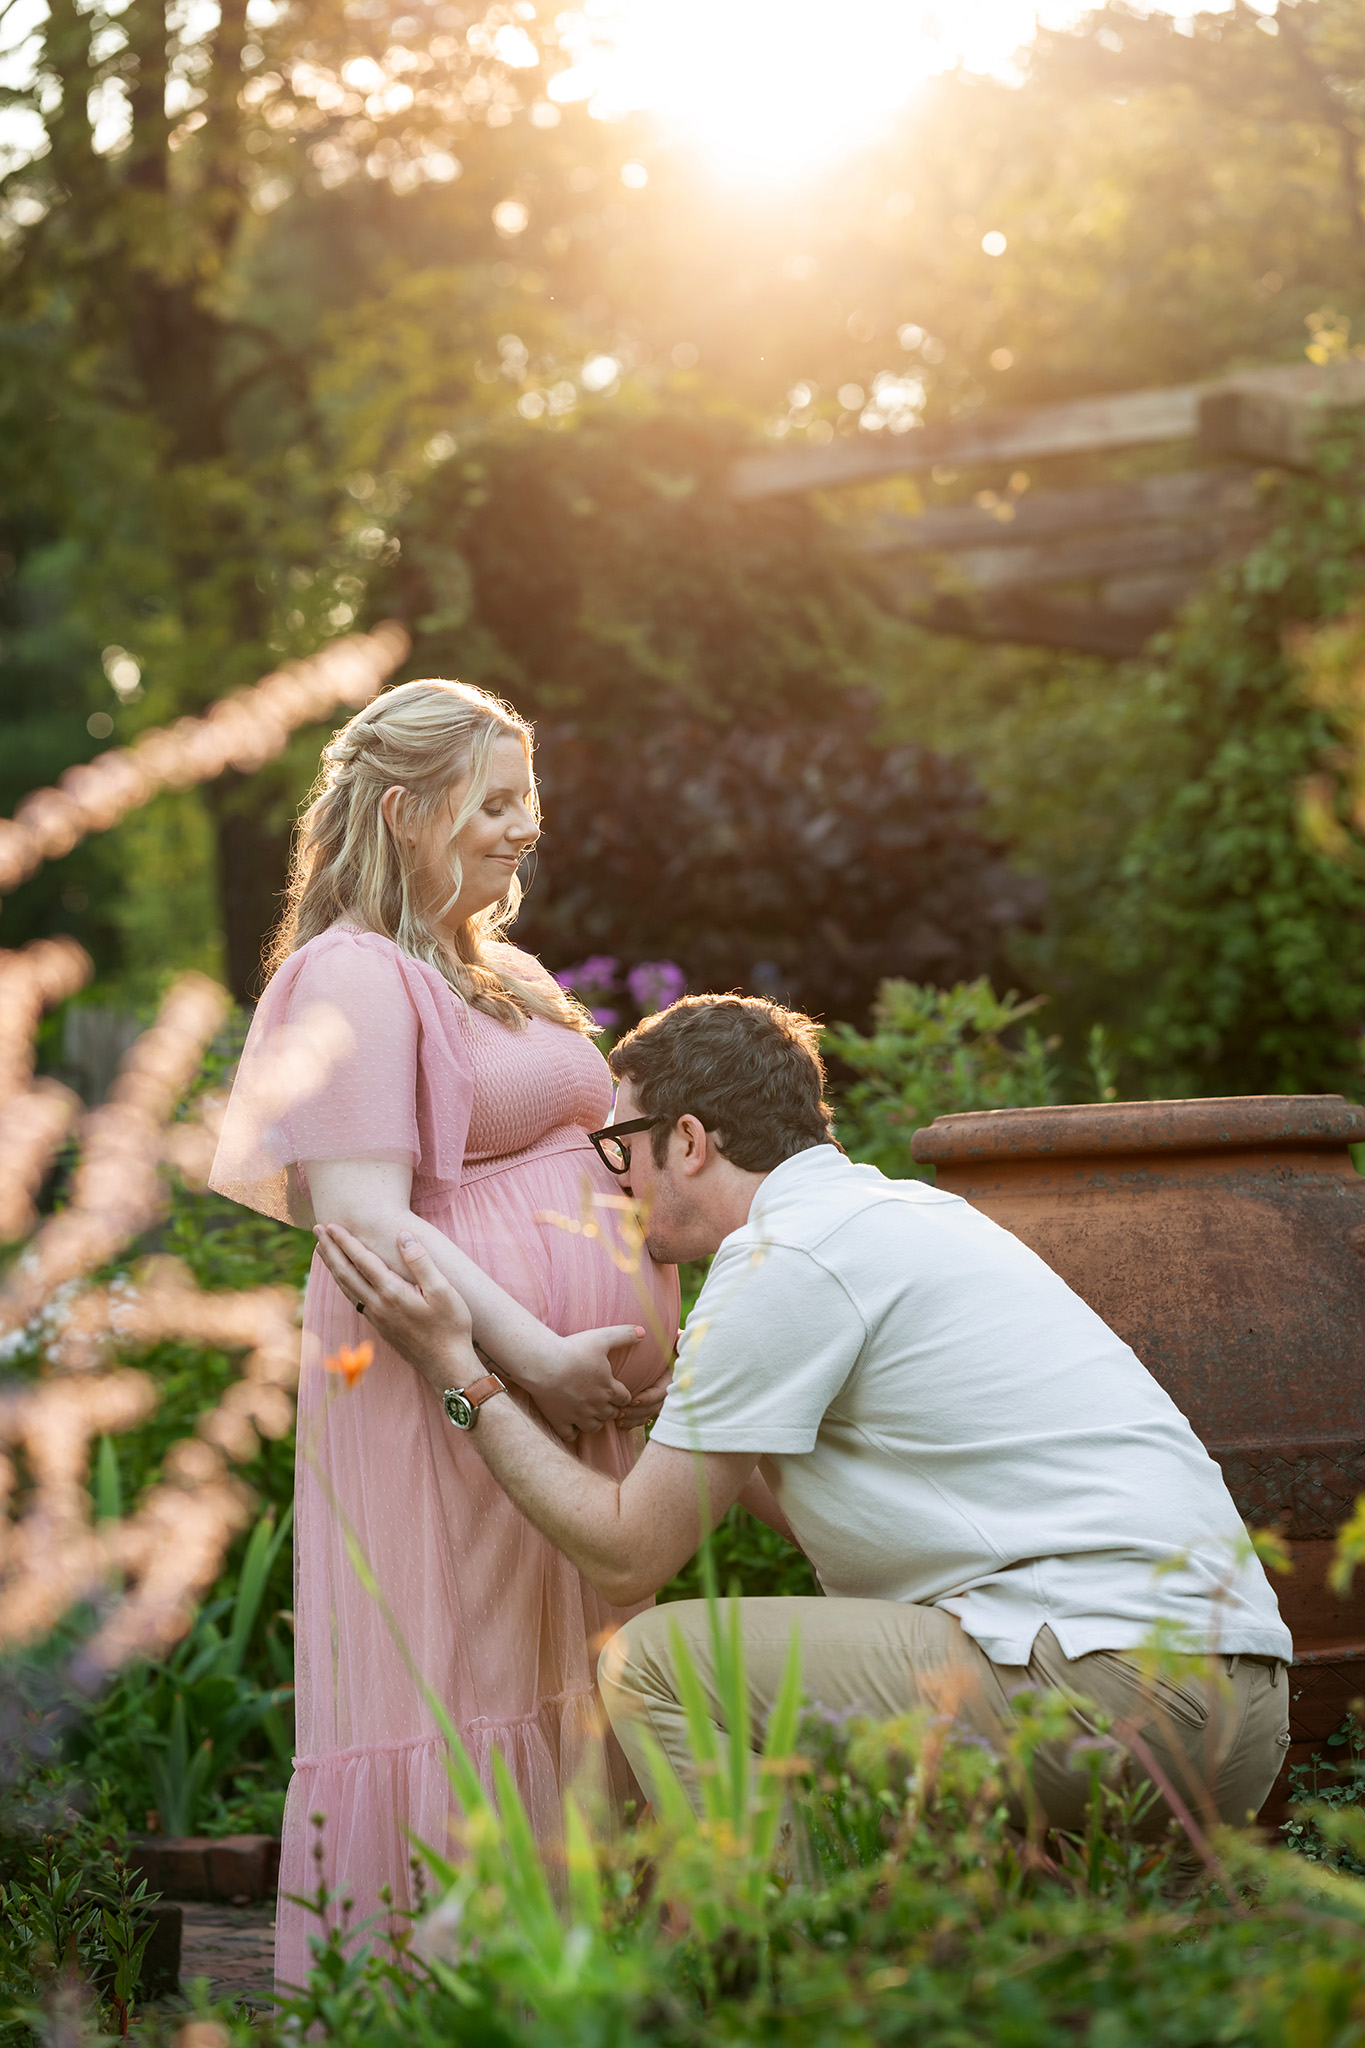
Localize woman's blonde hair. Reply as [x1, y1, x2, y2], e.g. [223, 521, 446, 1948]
[267, 678, 589, 1031]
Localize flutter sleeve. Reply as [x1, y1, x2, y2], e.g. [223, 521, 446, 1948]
[208, 929, 473, 1226]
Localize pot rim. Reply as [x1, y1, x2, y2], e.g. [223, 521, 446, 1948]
[909, 1093, 1365, 1165]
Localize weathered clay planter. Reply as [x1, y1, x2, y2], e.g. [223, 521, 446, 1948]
[911, 1094, 1365, 1810]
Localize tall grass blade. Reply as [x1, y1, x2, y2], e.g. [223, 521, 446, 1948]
[669, 1618, 727, 1825]
[489, 1748, 563, 1967]
[723, 1590, 752, 1830]
[630, 1725, 700, 1837]
[94, 1435, 121, 1524]
[751, 1625, 804, 1869]
[561, 1795, 604, 1939]
[225, 1504, 293, 1677]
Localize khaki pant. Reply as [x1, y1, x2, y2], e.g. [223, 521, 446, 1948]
[599, 1597, 1290, 1844]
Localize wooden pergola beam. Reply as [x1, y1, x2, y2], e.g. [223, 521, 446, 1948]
[731, 360, 1365, 501]
[858, 466, 1264, 556]
[880, 519, 1262, 597]
[731, 385, 1202, 500]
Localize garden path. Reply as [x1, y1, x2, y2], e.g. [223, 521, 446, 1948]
[178, 1903, 276, 2014]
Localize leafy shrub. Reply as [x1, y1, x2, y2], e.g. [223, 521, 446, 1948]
[1280, 1715, 1365, 1879]
[661, 1508, 820, 1603]
[47, 1588, 1365, 2048]
[68, 1510, 295, 1840]
[387, 412, 892, 737]
[514, 713, 1040, 1030]
[1095, 428, 1365, 1096]
[0, 1793, 163, 2045]
[827, 976, 1061, 1179]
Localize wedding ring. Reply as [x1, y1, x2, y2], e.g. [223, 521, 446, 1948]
[355, 1300, 366, 1315]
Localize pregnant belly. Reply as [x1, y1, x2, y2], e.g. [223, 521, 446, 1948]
[434, 1134, 679, 1397]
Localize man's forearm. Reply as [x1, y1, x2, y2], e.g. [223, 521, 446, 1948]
[467, 1399, 755, 1606]
[472, 1396, 636, 1596]
[738, 1470, 799, 1546]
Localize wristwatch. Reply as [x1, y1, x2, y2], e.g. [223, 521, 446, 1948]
[442, 1371, 508, 1431]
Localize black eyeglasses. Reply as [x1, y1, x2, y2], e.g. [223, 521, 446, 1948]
[588, 1115, 667, 1176]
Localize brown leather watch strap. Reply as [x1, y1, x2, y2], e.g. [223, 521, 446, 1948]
[460, 1371, 507, 1411]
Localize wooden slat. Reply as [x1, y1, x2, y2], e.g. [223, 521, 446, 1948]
[859, 467, 1263, 556]
[731, 385, 1203, 500]
[1099, 569, 1208, 616]
[876, 517, 1263, 596]
[732, 359, 1365, 502]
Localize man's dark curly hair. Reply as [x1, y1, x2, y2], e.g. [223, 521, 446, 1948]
[607, 994, 837, 1172]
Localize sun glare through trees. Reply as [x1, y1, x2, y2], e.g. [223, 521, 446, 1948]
[544, 0, 1087, 181]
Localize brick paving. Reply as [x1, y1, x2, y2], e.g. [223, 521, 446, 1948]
[178, 1903, 276, 2013]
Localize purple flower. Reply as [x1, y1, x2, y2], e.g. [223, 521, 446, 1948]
[590, 1007, 619, 1029]
[554, 955, 620, 1002]
[626, 960, 686, 1015]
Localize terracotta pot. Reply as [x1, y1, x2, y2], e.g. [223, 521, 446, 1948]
[911, 1094, 1365, 1814]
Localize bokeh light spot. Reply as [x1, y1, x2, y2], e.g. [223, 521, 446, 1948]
[582, 353, 622, 392]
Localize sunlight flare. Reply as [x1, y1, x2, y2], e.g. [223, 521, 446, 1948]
[551, 0, 1081, 182]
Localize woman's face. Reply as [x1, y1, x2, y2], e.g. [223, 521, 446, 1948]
[384, 733, 540, 933]
[396, 735, 540, 933]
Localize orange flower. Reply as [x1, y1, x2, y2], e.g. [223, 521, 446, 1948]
[323, 1340, 374, 1390]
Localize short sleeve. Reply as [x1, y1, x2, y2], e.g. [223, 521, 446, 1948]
[209, 930, 473, 1225]
[650, 1241, 866, 1454]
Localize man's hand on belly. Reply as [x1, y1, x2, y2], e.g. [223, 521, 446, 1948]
[316, 1222, 476, 1387]
[613, 1368, 673, 1432]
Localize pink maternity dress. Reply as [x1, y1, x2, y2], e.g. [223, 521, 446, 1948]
[209, 927, 679, 1990]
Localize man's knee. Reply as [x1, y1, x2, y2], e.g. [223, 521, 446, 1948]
[598, 1605, 679, 1724]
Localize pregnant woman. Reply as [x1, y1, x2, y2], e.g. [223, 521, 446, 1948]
[209, 680, 678, 1988]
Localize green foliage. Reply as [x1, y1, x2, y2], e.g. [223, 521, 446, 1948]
[507, 689, 1034, 1029]
[1098, 440, 1365, 1095]
[68, 1510, 295, 1841]
[100, 792, 226, 1002]
[0, 1802, 162, 2045]
[1281, 1717, 1365, 1880]
[16, 0, 1365, 1018]
[880, 435, 1365, 1096]
[661, 1506, 820, 1604]
[388, 412, 891, 728]
[827, 976, 1061, 1180]
[55, 1599, 1365, 2048]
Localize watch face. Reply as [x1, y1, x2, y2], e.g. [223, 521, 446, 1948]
[443, 1388, 474, 1430]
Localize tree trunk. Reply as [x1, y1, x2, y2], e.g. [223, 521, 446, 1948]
[202, 777, 294, 1003]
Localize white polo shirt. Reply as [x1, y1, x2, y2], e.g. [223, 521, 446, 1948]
[650, 1145, 1291, 1665]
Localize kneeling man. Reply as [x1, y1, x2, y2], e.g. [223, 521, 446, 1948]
[316, 995, 1291, 1841]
